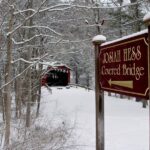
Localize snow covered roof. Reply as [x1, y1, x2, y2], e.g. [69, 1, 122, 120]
[42, 61, 71, 70]
[50, 62, 71, 69]
[101, 29, 148, 47]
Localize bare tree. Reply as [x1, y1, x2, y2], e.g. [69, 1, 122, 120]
[3, 4, 14, 146]
[25, 0, 34, 128]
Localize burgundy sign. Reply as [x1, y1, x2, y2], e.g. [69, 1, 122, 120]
[100, 33, 149, 99]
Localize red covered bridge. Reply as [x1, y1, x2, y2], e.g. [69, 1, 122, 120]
[42, 63, 71, 86]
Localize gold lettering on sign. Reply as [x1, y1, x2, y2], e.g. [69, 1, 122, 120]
[122, 63, 144, 80]
[101, 43, 145, 81]
[101, 65, 120, 75]
[123, 45, 141, 61]
[102, 50, 121, 64]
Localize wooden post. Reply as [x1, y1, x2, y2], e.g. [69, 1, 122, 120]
[92, 35, 106, 150]
[143, 12, 150, 150]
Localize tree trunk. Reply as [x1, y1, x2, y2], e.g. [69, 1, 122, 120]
[3, 6, 14, 146]
[15, 65, 22, 118]
[1, 89, 5, 121]
[36, 63, 42, 117]
[130, 0, 141, 32]
[91, 0, 101, 34]
[26, 0, 33, 128]
[118, 0, 123, 37]
[75, 66, 79, 84]
[15, 78, 19, 118]
[36, 82, 41, 117]
[18, 63, 22, 118]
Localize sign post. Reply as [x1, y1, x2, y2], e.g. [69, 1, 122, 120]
[143, 12, 150, 150]
[92, 35, 106, 150]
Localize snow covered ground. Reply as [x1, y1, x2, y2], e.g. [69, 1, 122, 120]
[40, 86, 149, 150]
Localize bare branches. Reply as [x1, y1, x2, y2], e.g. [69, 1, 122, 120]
[7, 0, 48, 36]
[14, 9, 36, 15]
[11, 58, 33, 64]
[21, 25, 62, 36]
[12, 34, 56, 45]
[0, 53, 48, 90]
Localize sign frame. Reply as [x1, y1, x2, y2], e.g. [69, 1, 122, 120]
[99, 32, 149, 99]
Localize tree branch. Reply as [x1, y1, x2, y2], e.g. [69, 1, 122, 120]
[12, 34, 56, 45]
[21, 25, 62, 36]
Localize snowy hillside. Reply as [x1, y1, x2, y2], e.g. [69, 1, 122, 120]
[40, 86, 149, 150]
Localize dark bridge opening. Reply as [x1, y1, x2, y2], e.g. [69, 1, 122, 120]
[47, 70, 69, 86]
[42, 64, 71, 86]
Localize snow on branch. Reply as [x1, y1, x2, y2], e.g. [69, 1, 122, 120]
[39, 2, 143, 13]
[12, 34, 56, 45]
[14, 4, 73, 15]
[6, 0, 47, 36]
[21, 26, 62, 36]
[14, 9, 36, 15]
[41, 6, 74, 12]
[39, 4, 73, 12]
[73, 1, 142, 9]
[0, 39, 62, 90]
[31, 55, 53, 61]
[45, 39, 91, 45]
[0, 53, 48, 90]
[11, 58, 33, 64]
[6, 0, 140, 37]
[11, 57, 53, 65]
[59, 38, 91, 43]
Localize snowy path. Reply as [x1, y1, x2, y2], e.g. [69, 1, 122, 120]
[40, 86, 149, 150]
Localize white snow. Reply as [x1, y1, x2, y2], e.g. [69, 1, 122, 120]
[92, 35, 106, 43]
[143, 12, 150, 22]
[41, 61, 71, 70]
[40, 86, 149, 150]
[122, 0, 130, 5]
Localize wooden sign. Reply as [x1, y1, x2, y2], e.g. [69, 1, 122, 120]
[100, 32, 149, 99]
